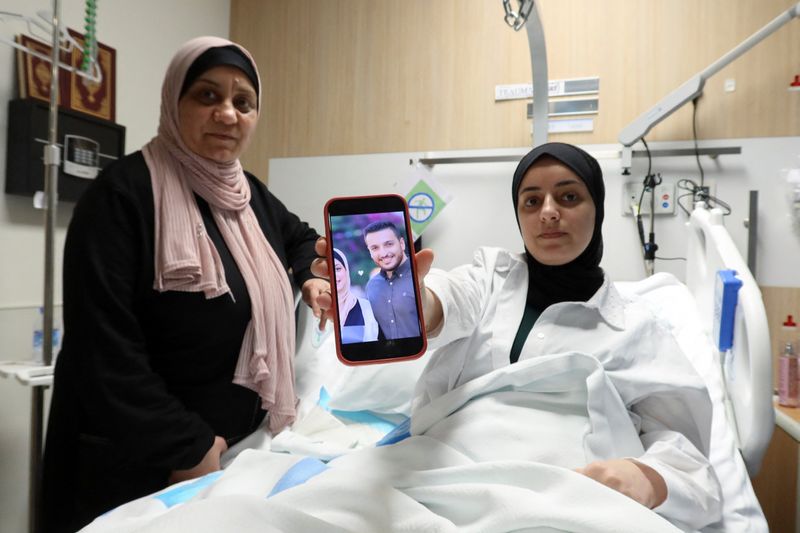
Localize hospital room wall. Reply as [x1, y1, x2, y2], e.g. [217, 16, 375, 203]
[230, 0, 800, 178]
[268, 138, 800, 288]
[237, 0, 800, 385]
[268, 138, 800, 388]
[0, 2, 230, 532]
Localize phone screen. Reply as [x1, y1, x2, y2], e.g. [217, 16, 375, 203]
[325, 194, 427, 365]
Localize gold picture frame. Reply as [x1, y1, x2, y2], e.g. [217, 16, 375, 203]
[15, 34, 71, 106]
[68, 28, 116, 122]
[15, 31, 117, 123]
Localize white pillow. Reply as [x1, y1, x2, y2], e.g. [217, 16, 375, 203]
[293, 302, 428, 416]
[615, 273, 766, 532]
[324, 346, 428, 415]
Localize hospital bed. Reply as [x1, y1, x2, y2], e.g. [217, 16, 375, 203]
[79, 205, 773, 533]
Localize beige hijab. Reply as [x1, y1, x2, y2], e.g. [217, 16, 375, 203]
[142, 36, 296, 433]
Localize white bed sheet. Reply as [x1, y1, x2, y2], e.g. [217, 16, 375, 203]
[85, 352, 685, 533]
[97, 273, 765, 532]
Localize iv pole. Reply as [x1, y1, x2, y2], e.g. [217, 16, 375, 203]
[0, 2, 99, 531]
[28, 1, 61, 530]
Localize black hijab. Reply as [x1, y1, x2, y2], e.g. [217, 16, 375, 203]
[179, 45, 260, 105]
[511, 142, 605, 310]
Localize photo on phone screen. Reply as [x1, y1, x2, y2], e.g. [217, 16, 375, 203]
[325, 195, 427, 365]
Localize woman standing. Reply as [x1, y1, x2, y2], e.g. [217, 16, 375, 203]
[42, 36, 327, 532]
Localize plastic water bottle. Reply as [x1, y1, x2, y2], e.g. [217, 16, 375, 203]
[778, 342, 799, 407]
[32, 307, 61, 365]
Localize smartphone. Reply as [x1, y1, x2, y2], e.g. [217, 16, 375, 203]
[324, 194, 427, 365]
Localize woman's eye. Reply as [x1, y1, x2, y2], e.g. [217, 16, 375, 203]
[523, 196, 540, 208]
[196, 89, 217, 104]
[234, 97, 255, 113]
[562, 192, 579, 203]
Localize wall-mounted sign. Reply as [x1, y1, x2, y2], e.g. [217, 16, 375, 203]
[527, 98, 599, 118]
[546, 118, 594, 133]
[495, 77, 599, 101]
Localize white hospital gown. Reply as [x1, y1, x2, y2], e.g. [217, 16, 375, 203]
[417, 246, 723, 531]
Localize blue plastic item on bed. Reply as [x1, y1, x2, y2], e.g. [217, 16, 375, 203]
[376, 417, 411, 446]
[713, 269, 742, 352]
[153, 471, 223, 508]
[268, 457, 329, 497]
[318, 386, 403, 436]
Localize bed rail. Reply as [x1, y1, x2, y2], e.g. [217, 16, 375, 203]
[686, 205, 774, 476]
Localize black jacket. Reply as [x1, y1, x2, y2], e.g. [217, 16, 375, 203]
[42, 151, 319, 532]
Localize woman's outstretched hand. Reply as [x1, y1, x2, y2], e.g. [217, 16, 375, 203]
[414, 248, 442, 334]
[309, 236, 441, 333]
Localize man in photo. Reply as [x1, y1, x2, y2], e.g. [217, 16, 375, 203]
[363, 220, 420, 340]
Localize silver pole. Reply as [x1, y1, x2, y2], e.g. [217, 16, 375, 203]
[29, 386, 45, 533]
[43, 0, 61, 370]
[524, 3, 548, 147]
[30, 1, 62, 531]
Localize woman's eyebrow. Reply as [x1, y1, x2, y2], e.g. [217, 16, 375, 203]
[193, 77, 220, 88]
[192, 78, 256, 97]
[519, 179, 581, 193]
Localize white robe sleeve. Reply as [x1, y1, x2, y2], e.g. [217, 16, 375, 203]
[610, 315, 723, 530]
[633, 412, 723, 530]
[423, 248, 494, 349]
[414, 249, 503, 410]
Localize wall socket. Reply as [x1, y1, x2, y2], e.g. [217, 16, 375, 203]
[622, 181, 676, 216]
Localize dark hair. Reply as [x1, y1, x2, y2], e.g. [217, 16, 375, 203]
[362, 220, 402, 240]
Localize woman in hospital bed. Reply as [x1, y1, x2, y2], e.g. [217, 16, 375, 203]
[319, 142, 723, 529]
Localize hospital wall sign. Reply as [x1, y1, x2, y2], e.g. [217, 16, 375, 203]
[406, 179, 447, 238]
[495, 76, 600, 101]
[409, 192, 434, 223]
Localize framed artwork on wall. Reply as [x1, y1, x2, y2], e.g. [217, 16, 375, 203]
[67, 28, 116, 122]
[15, 34, 71, 106]
[14, 30, 116, 123]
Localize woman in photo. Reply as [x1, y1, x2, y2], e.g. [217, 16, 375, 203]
[333, 248, 380, 343]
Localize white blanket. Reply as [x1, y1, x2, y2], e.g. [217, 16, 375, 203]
[83, 353, 682, 533]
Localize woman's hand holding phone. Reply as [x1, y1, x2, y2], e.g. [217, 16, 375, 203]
[301, 276, 330, 323]
[310, 237, 336, 329]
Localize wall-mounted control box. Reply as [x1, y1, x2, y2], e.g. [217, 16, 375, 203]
[63, 134, 101, 179]
[621, 181, 676, 216]
[5, 98, 125, 203]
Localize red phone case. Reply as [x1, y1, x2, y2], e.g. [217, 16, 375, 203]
[324, 194, 427, 366]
